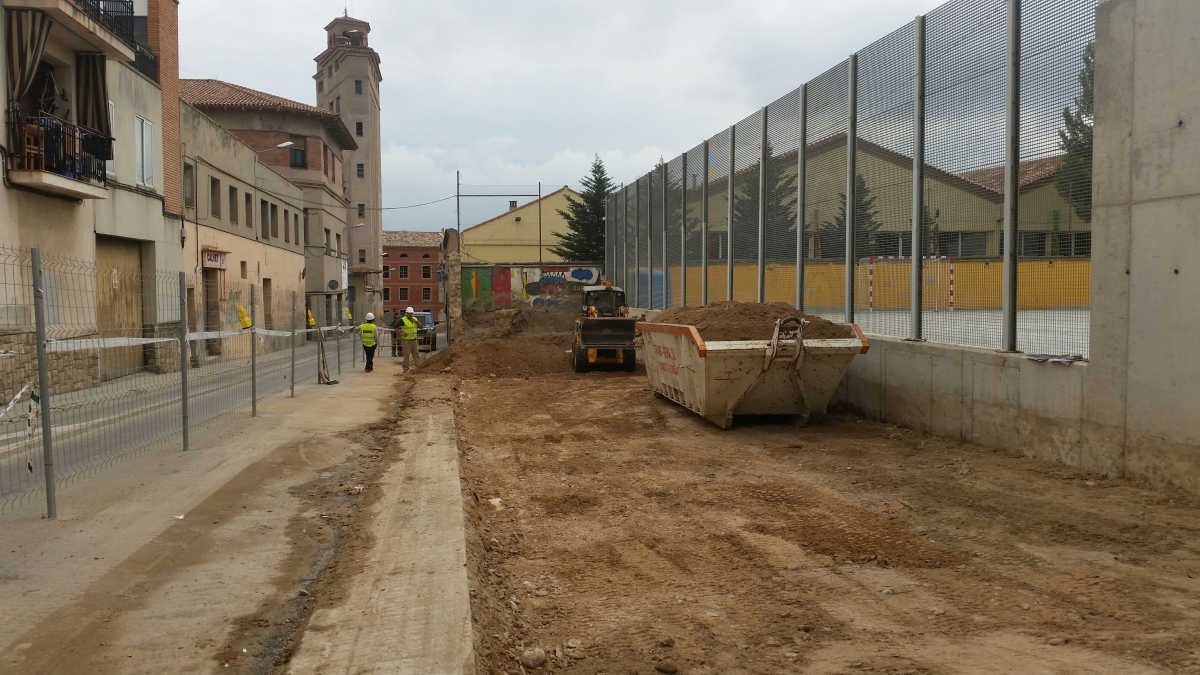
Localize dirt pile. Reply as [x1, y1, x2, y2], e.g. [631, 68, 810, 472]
[418, 335, 571, 379]
[461, 306, 579, 340]
[652, 301, 855, 341]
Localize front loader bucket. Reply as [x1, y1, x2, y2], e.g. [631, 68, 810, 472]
[579, 317, 637, 348]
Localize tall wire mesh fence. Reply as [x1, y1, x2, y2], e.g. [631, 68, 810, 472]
[609, 0, 1095, 358]
[0, 246, 371, 514]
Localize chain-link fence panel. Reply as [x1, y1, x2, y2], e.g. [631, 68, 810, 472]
[731, 109, 761, 303]
[666, 155, 684, 308]
[764, 87, 802, 305]
[707, 128, 731, 303]
[650, 166, 665, 310]
[804, 60, 850, 323]
[0, 247, 43, 507]
[1015, 0, 1095, 358]
[853, 22, 917, 338]
[683, 143, 705, 306]
[623, 185, 636, 295]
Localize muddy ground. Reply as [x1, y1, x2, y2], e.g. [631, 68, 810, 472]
[448, 351, 1200, 675]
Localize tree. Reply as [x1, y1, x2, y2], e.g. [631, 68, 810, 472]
[817, 172, 881, 259]
[550, 155, 616, 262]
[1055, 41, 1094, 224]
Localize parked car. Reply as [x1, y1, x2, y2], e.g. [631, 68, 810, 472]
[414, 311, 438, 351]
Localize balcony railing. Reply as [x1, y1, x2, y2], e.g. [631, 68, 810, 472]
[7, 109, 110, 188]
[71, 0, 136, 48]
[134, 43, 159, 82]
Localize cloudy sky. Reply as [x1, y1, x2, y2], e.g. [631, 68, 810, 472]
[180, 0, 945, 232]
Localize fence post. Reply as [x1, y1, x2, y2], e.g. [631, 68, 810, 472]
[250, 283, 258, 417]
[661, 162, 668, 308]
[290, 291, 296, 397]
[31, 248, 56, 519]
[845, 53, 858, 324]
[757, 106, 768, 303]
[726, 124, 735, 301]
[647, 172, 655, 310]
[633, 179, 640, 306]
[621, 185, 627, 292]
[1001, 0, 1022, 352]
[796, 84, 808, 311]
[351, 309, 357, 368]
[701, 140, 709, 306]
[336, 319, 342, 375]
[179, 272, 190, 450]
[680, 152, 687, 306]
[910, 15, 927, 340]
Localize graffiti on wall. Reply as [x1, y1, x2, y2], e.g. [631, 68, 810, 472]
[462, 265, 603, 311]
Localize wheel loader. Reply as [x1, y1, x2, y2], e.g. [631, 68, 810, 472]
[572, 282, 637, 373]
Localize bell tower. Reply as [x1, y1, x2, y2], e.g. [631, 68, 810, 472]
[315, 15, 383, 317]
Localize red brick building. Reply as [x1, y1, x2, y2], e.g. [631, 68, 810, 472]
[382, 231, 444, 320]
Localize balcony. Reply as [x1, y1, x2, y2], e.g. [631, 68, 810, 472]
[6, 109, 110, 199]
[5, 0, 136, 60]
[134, 43, 158, 82]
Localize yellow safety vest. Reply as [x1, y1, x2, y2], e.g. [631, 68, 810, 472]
[401, 316, 420, 341]
[360, 322, 377, 347]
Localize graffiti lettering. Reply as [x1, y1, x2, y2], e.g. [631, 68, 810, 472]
[653, 344, 676, 360]
[658, 361, 679, 375]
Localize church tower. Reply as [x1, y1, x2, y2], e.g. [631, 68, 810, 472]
[315, 15, 383, 317]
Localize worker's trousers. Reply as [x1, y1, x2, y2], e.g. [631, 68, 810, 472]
[402, 339, 419, 370]
[363, 344, 376, 372]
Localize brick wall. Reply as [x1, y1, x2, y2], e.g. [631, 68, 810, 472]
[149, 0, 181, 214]
[227, 130, 293, 168]
[382, 245, 444, 317]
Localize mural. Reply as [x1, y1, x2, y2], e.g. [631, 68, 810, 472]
[462, 265, 603, 311]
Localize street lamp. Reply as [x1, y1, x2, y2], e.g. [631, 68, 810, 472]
[253, 141, 295, 183]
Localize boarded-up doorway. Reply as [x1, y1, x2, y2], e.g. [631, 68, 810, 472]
[95, 235, 144, 382]
[203, 268, 222, 356]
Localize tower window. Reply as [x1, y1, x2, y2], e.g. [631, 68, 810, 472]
[358, 203, 365, 217]
[355, 122, 363, 136]
[357, 163, 364, 178]
[355, 80, 362, 95]
[316, 80, 323, 93]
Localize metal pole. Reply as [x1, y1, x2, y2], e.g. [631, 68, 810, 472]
[726, 124, 735, 301]
[845, 53, 859, 324]
[660, 163, 668, 308]
[620, 185, 627, 290]
[179, 272, 190, 450]
[680, 152, 688, 306]
[538, 181, 543, 267]
[290, 290, 296, 397]
[701, 140, 709, 305]
[647, 172, 655, 309]
[456, 170, 461, 238]
[250, 283, 257, 417]
[911, 15, 927, 341]
[757, 105, 768, 303]
[351, 307, 357, 368]
[797, 84, 808, 311]
[1001, 0, 1021, 352]
[633, 179, 640, 306]
[31, 249, 56, 518]
[336, 315, 343, 375]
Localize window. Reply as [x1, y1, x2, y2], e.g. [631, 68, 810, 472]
[210, 177, 221, 218]
[290, 147, 307, 168]
[260, 200, 269, 239]
[422, 287, 431, 301]
[245, 193, 253, 229]
[382, 288, 390, 301]
[135, 117, 154, 186]
[938, 231, 988, 258]
[106, 101, 115, 174]
[270, 204, 279, 238]
[1018, 231, 1047, 257]
[327, 64, 333, 77]
[421, 265, 431, 279]
[382, 265, 390, 279]
[240, 261, 247, 279]
[294, 215, 300, 246]
[399, 253, 408, 258]
[324, 228, 331, 255]
[422, 253, 431, 259]
[1052, 231, 1092, 257]
[358, 249, 366, 263]
[335, 61, 340, 72]
[262, 279, 273, 328]
[399, 287, 409, 301]
[357, 203, 365, 218]
[356, 163, 364, 179]
[316, 80, 323, 93]
[182, 163, 195, 208]
[398, 265, 409, 279]
[335, 96, 340, 112]
[303, 212, 309, 245]
[229, 186, 238, 224]
[354, 79, 362, 95]
[355, 121, 363, 137]
[336, 233, 342, 254]
[284, 209, 290, 242]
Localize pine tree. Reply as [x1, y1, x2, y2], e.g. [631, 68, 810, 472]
[817, 172, 880, 259]
[1055, 41, 1094, 224]
[550, 155, 616, 262]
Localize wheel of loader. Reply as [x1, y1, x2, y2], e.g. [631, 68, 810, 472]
[622, 348, 637, 372]
[573, 344, 589, 373]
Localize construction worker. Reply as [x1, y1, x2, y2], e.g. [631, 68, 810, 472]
[400, 306, 420, 371]
[389, 310, 404, 357]
[360, 312, 378, 372]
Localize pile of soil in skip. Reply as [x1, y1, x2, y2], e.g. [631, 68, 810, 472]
[417, 334, 572, 379]
[652, 301, 856, 341]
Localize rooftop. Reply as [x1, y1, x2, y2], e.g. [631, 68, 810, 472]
[180, 79, 358, 150]
[383, 231, 443, 248]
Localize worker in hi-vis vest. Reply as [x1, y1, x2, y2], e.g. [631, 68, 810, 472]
[400, 306, 421, 371]
[360, 312, 378, 373]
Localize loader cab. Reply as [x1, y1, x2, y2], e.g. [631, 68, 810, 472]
[582, 287, 627, 317]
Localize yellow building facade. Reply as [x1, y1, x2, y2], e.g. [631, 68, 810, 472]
[461, 187, 584, 264]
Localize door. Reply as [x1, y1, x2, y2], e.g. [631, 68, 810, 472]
[203, 268, 222, 356]
[95, 235, 144, 382]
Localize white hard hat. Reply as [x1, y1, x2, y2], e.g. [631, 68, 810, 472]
[405, 306, 414, 313]
[365, 312, 374, 321]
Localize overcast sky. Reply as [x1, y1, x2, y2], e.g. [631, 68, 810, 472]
[180, 0, 945, 232]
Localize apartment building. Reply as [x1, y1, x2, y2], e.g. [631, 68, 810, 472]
[315, 16, 383, 321]
[179, 79, 357, 327]
[381, 231, 443, 320]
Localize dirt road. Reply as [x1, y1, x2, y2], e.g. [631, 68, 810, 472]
[454, 368, 1200, 675]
